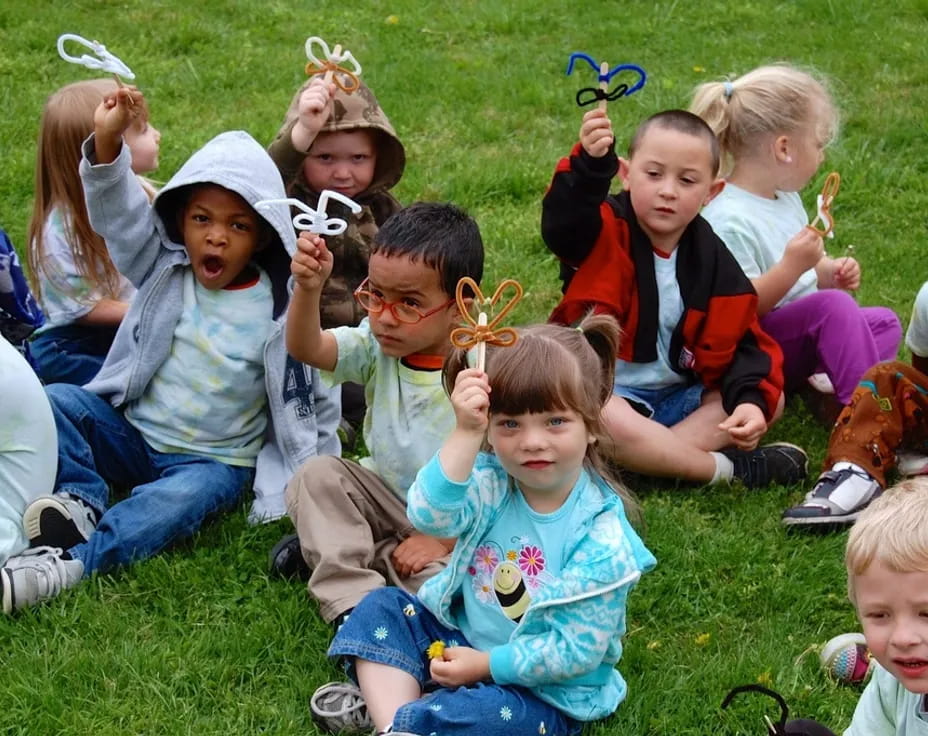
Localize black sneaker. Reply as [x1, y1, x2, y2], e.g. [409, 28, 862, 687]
[722, 443, 809, 488]
[782, 466, 882, 528]
[268, 533, 310, 581]
[23, 494, 99, 549]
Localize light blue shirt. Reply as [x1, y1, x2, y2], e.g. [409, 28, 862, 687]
[452, 480, 579, 651]
[702, 182, 818, 309]
[0, 337, 56, 563]
[905, 282, 928, 358]
[34, 208, 136, 330]
[126, 268, 273, 466]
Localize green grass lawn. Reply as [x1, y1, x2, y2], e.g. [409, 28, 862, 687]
[2, 0, 928, 733]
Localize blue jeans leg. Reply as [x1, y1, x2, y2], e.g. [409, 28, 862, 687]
[48, 383, 154, 513]
[394, 682, 577, 736]
[31, 325, 117, 386]
[328, 588, 577, 736]
[70, 451, 251, 575]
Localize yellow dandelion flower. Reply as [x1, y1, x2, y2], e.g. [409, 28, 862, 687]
[693, 65, 705, 73]
[646, 640, 661, 650]
[385, 14, 399, 24]
[427, 640, 446, 660]
[695, 632, 711, 646]
[757, 670, 773, 687]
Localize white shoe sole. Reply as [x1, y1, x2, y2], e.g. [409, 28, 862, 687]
[1, 567, 13, 615]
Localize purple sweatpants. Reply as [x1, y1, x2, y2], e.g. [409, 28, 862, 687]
[761, 289, 901, 405]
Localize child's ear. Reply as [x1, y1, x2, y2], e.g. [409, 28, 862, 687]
[618, 157, 631, 190]
[456, 296, 473, 317]
[703, 178, 725, 206]
[773, 134, 792, 164]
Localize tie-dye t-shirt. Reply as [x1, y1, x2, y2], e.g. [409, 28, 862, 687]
[323, 318, 454, 499]
[34, 208, 136, 329]
[126, 268, 273, 466]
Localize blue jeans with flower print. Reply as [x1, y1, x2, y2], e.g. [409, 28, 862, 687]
[328, 587, 580, 736]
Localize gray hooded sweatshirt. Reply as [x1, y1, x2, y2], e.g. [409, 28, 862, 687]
[79, 130, 340, 522]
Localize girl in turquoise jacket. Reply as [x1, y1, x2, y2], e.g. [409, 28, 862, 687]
[314, 312, 655, 736]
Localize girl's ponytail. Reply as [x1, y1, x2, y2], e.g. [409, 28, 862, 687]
[575, 311, 620, 406]
[690, 64, 837, 176]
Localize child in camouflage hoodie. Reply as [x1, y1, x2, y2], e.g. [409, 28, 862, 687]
[268, 76, 406, 336]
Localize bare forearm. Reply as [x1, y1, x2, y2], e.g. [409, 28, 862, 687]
[75, 298, 129, 327]
[285, 285, 337, 370]
[753, 262, 803, 315]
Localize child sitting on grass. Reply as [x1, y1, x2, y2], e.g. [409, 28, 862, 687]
[544, 107, 806, 489]
[0, 84, 337, 613]
[783, 281, 928, 528]
[693, 64, 901, 423]
[27, 78, 161, 386]
[310, 312, 654, 736]
[277, 202, 484, 630]
[266, 70, 406, 461]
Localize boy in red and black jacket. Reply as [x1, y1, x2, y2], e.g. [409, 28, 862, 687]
[543, 107, 807, 489]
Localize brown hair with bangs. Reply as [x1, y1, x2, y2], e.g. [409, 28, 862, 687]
[444, 311, 639, 521]
[27, 79, 143, 304]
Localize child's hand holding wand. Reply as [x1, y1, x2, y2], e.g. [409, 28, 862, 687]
[833, 250, 861, 291]
[579, 108, 614, 159]
[291, 231, 333, 293]
[291, 77, 337, 152]
[439, 368, 490, 483]
[93, 86, 145, 164]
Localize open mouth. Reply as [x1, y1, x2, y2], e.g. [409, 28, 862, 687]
[895, 659, 928, 675]
[202, 255, 224, 278]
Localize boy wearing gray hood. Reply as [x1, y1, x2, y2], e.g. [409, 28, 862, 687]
[0, 86, 339, 613]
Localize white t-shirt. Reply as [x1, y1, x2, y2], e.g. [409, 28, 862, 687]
[34, 208, 136, 330]
[323, 318, 454, 499]
[905, 282, 928, 358]
[702, 182, 818, 309]
[615, 248, 687, 389]
[0, 337, 57, 564]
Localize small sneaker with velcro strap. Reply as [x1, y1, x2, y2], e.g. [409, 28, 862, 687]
[310, 681, 372, 734]
[782, 462, 882, 528]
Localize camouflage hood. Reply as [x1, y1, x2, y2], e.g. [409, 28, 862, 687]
[276, 78, 405, 198]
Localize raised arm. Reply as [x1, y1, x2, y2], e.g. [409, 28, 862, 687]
[267, 78, 336, 184]
[79, 87, 166, 286]
[541, 109, 618, 267]
[286, 231, 339, 370]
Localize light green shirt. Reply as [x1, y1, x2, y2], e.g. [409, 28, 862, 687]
[846, 662, 928, 735]
[0, 337, 57, 563]
[323, 318, 454, 499]
[702, 183, 818, 309]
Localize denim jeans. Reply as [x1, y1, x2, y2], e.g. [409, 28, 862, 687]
[47, 384, 252, 575]
[31, 324, 118, 386]
[329, 587, 579, 736]
[613, 381, 705, 427]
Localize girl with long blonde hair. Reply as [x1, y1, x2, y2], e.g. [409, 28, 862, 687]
[28, 78, 160, 384]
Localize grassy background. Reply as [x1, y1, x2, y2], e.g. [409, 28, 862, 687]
[2, 0, 927, 733]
